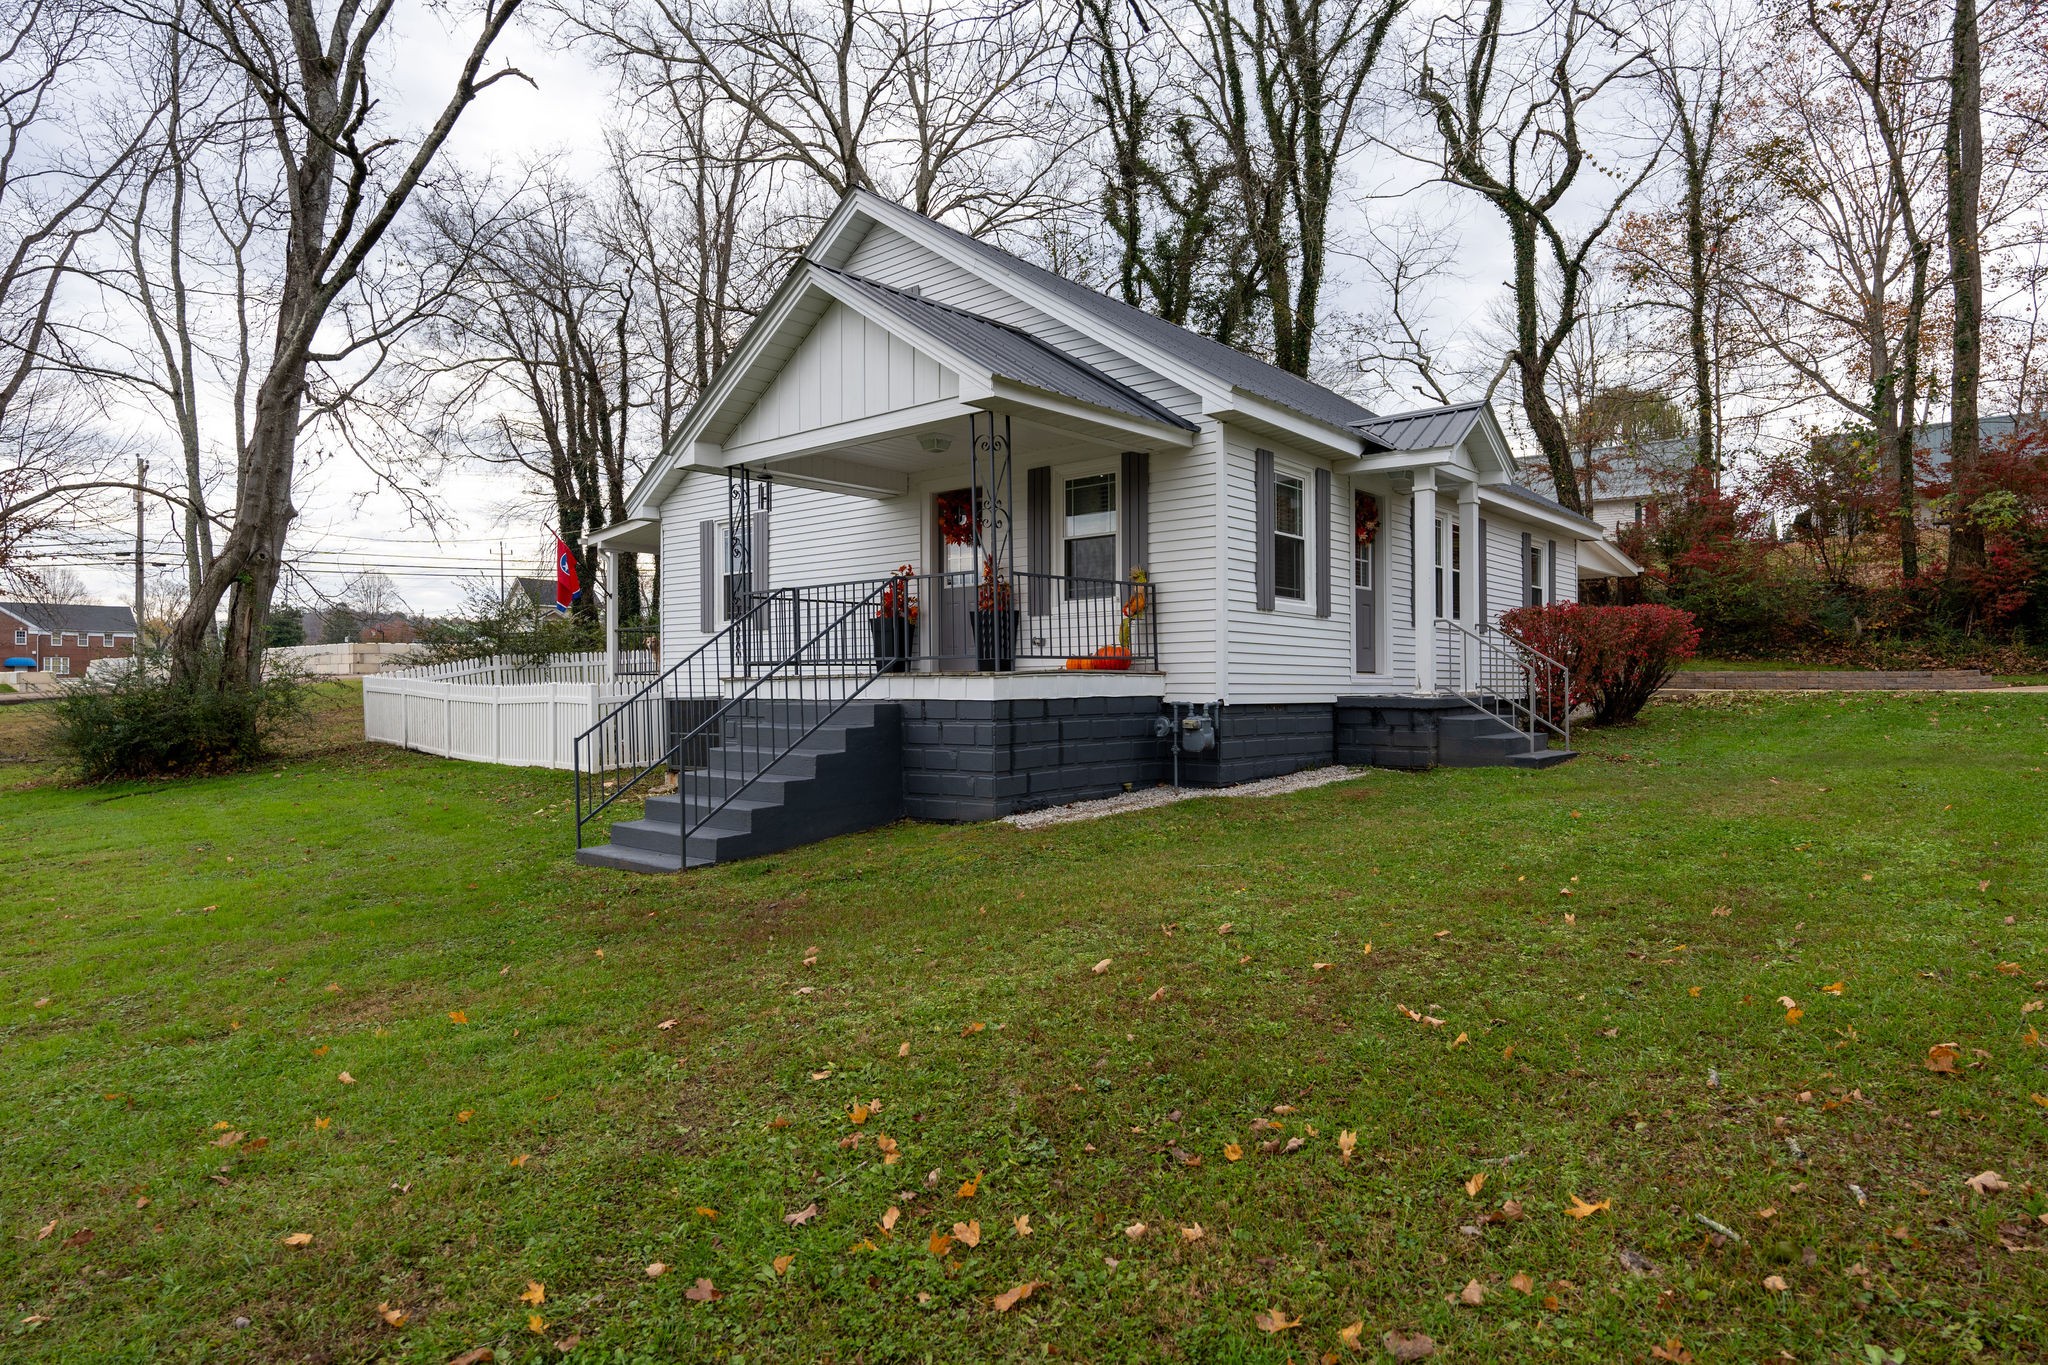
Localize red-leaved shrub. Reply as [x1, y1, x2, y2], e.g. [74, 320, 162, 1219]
[1498, 603, 1702, 725]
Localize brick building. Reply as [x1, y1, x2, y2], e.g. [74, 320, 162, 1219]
[0, 601, 140, 676]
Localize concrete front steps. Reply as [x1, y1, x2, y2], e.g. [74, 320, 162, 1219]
[575, 704, 903, 872]
[1437, 707, 1576, 770]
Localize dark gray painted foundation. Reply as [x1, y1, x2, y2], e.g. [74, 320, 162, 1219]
[898, 696, 1171, 822]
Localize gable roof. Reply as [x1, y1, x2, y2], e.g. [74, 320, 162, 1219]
[814, 266, 1197, 434]
[842, 191, 1377, 434]
[0, 601, 138, 636]
[1353, 401, 1488, 453]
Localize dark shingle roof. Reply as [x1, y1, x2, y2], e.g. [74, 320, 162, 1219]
[0, 601, 138, 636]
[1353, 401, 1488, 453]
[1487, 481, 1604, 532]
[872, 195, 1376, 433]
[816, 266, 1198, 433]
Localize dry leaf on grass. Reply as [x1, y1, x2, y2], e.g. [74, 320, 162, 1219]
[35, 1219, 57, 1241]
[526, 1314, 547, 1335]
[1254, 1308, 1300, 1333]
[1649, 1340, 1694, 1364]
[447, 1349, 495, 1365]
[645, 1262, 667, 1278]
[898, 1041, 911, 1057]
[927, 1229, 954, 1257]
[337, 1072, 354, 1085]
[1147, 985, 1167, 1003]
[519, 1282, 545, 1306]
[1338, 1130, 1357, 1164]
[992, 1281, 1039, 1312]
[957, 1174, 980, 1198]
[1124, 1222, 1148, 1240]
[772, 1254, 794, 1275]
[1762, 1274, 1789, 1292]
[1382, 1329, 1436, 1360]
[1966, 1171, 2010, 1195]
[1464, 1171, 1488, 1198]
[693, 1206, 717, 1220]
[961, 1021, 986, 1036]
[375, 1302, 407, 1329]
[952, 1220, 982, 1248]
[1223, 1143, 1243, 1162]
[1458, 1279, 1486, 1306]
[1092, 958, 1112, 974]
[281, 1233, 312, 1248]
[784, 1203, 819, 1227]
[1181, 1223, 1204, 1241]
[1013, 1213, 1032, 1237]
[849, 1104, 870, 1126]
[881, 1207, 900, 1232]
[684, 1278, 721, 1302]
[1566, 1194, 1611, 1219]
[1338, 1320, 1364, 1350]
[1926, 1043, 1961, 1073]
[447, 1011, 468, 1025]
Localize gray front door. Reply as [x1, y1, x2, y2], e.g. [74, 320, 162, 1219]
[1353, 489, 1377, 673]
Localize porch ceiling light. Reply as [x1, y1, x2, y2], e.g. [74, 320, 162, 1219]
[917, 431, 953, 454]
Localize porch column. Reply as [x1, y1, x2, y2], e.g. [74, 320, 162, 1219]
[603, 548, 620, 683]
[1410, 470, 1436, 693]
[1457, 483, 1481, 687]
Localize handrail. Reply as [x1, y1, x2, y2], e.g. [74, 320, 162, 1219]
[1435, 617, 1570, 753]
[571, 595, 780, 848]
[667, 581, 893, 865]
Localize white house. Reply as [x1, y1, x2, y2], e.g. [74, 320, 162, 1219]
[575, 190, 1625, 871]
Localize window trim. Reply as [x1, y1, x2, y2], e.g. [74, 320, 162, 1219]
[1271, 471, 1308, 602]
[1060, 467, 1119, 601]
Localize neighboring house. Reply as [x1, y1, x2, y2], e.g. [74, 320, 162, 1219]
[0, 601, 140, 677]
[576, 189, 1631, 871]
[1520, 437, 1696, 539]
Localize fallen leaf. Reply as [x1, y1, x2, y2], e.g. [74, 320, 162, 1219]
[1181, 1223, 1205, 1241]
[1464, 1171, 1487, 1198]
[957, 1175, 980, 1198]
[849, 1104, 870, 1126]
[952, 1219, 982, 1248]
[1382, 1329, 1436, 1360]
[314, 1117, 331, 1130]
[1217, 923, 1233, 935]
[448, 1350, 495, 1365]
[510, 1154, 529, 1167]
[1784, 1007, 1804, 1025]
[376, 1302, 407, 1329]
[1254, 1308, 1301, 1333]
[1223, 1143, 1243, 1162]
[1147, 985, 1167, 1003]
[961, 1021, 985, 1036]
[1092, 958, 1112, 974]
[59, 1228, 92, 1249]
[1821, 981, 1845, 995]
[1013, 1213, 1032, 1237]
[520, 1282, 546, 1306]
[693, 1206, 717, 1220]
[784, 1203, 819, 1227]
[1338, 1320, 1364, 1350]
[212, 1130, 245, 1148]
[527, 1315, 547, 1335]
[645, 1262, 667, 1278]
[448, 1011, 468, 1025]
[1966, 1170, 2010, 1195]
[553, 1334, 579, 1351]
[992, 1281, 1039, 1312]
[337, 1072, 354, 1085]
[1338, 1130, 1357, 1164]
[1926, 1043, 1961, 1073]
[684, 1277, 721, 1302]
[281, 1233, 313, 1248]
[898, 1041, 911, 1057]
[1763, 1274, 1788, 1292]
[1497, 1198, 1524, 1221]
[876, 1134, 900, 1165]
[772, 1254, 794, 1275]
[1124, 1221, 1147, 1240]
[1459, 1278, 1485, 1306]
[1649, 1340, 1694, 1364]
[1314, 962, 1333, 971]
[457, 1110, 473, 1124]
[1565, 1194, 1611, 1219]
[1508, 1272, 1535, 1293]
[927, 1229, 954, 1257]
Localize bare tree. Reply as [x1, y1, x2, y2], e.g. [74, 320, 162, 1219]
[1943, 0, 1984, 574]
[152, 0, 530, 692]
[1411, 0, 1666, 513]
[1317, 212, 1478, 407]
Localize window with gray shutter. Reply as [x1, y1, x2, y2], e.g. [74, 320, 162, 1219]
[1254, 449, 1276, 610]
[698, 520, 717, 631]
[1313, 467, 1331, 618]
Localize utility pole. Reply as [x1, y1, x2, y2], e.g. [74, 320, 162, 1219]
[134, 458, 148, 660]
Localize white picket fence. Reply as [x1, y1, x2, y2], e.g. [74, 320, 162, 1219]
[362, 652, 661, 770]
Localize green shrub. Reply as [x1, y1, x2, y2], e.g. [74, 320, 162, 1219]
[51, 649, 308, 780]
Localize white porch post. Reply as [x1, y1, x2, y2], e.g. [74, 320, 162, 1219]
[1410, 470, 1436, 693]
[1457, 483, 1480, 688]
[603, 548, 620, 683]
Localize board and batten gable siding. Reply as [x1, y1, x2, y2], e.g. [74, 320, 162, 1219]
[725, 301, 958, 451]
[839, 223, 1204, 426]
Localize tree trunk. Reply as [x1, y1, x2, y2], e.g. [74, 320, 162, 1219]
[1681, 119, 1717, 474]
[1508, 216, 1584, 513]
[1945, 0, 1984, 575]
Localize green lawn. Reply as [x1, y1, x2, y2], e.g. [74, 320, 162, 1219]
[3, 686, 2046, 1363]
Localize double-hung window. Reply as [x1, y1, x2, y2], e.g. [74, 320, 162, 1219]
[1273, 474, 1306, 600]
[12, 628, 22, 645]
[1451, 522, 1462, 620]
[1063, 472, 1117, 600]
[1527, 540, 1545, 607]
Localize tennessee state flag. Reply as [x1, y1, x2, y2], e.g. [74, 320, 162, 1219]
[554, 536, 581, 613]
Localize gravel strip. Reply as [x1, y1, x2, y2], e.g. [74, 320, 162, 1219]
[1001, 765, 1365, 830]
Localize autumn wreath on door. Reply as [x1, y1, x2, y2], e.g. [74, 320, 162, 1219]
[1355, 491, 1380, 547]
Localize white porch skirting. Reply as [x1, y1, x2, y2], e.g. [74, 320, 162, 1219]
[363, 676, 652, 770]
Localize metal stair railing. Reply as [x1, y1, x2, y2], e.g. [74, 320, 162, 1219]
[572, 595, 780, 851]
[664, 580, 895, 869]
[1434, 618, 1571, 753]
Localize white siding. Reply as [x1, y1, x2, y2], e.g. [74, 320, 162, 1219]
[1217, 429, 1357, 703]
[726, 302, 958, 451]
[1144, 435, 1220, 700]
[841, 224, 1204, 424]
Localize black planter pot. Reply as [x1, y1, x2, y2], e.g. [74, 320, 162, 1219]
[971, 608, 1019, 672]
[871, 616, 918, 673]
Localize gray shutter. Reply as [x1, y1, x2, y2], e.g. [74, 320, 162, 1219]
[1520, 530, 1533, 607]
[1477, 516, 1490, 627]
[1313, 466, 1331, 618]
[1254, 448, 1275, 611]
[753, 511, 770, 590]
[1120, 450, 1149, 574]
[1407, 500, 1416, 628]
[1026, 465, 1052, 615]
[698, 519, 717, 632]
[1547, 538, 1557, 604]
